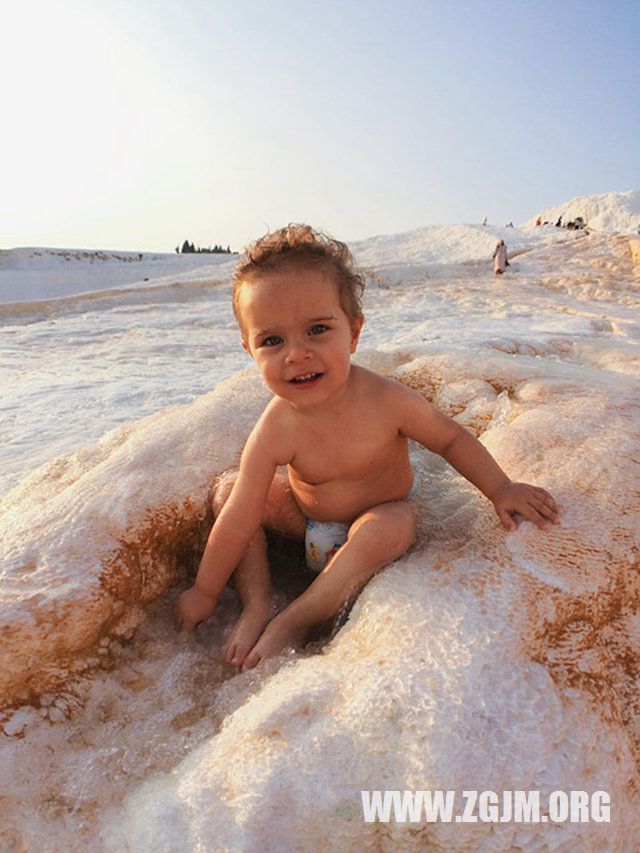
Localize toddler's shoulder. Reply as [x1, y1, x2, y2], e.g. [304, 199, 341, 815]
[357, 366, 424, 402]
[248, 397, 297, 464]
[354, 367, 431, 420]
[257, 395, 296, 431]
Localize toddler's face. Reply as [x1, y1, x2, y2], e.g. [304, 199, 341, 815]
[237, 265, 362, 407]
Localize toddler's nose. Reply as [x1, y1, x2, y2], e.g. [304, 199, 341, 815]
[285, 339, 313, 362]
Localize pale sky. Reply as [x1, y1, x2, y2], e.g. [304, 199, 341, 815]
[3, 0, 638, 252]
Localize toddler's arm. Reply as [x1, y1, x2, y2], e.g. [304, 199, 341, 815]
[175, 410, 286, 630]
[398, 385, 560, 530]
[439, 426, 559, 530]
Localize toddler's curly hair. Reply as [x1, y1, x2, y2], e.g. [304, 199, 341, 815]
[232, 224, 365, 331]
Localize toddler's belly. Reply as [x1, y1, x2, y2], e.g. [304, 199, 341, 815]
[290, 470, 414, 524]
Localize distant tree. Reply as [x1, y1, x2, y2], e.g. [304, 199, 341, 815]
[177, 239, 232, 254]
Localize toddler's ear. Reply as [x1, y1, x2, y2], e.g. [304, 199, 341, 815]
[350, 315, 364, 353]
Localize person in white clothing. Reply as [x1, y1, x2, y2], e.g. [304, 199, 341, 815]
[493, 239, 508, 275]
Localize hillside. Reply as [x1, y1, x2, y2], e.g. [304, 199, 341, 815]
[524, 189, 640, 233]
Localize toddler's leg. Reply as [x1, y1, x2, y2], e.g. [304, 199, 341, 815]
[241, 500, 416, 670]
[215, 471, 306, 666]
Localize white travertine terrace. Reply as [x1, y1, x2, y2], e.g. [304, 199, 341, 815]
[0, 370, 269, 705]
[1, 225, 639, 850]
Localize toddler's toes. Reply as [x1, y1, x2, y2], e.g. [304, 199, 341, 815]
[241, 649, 263, 672]
[221, 641, 243, 666]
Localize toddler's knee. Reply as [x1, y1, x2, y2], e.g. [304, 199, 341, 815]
[352, 504, 416, 557]
[212, 471, 238, 517]
[388, 508, 417, 553]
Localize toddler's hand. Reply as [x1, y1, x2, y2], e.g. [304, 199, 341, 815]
[175, 585, 217, 631]
[490, 481, 560, 532]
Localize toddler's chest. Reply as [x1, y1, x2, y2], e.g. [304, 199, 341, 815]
[291, 420, 403, 483]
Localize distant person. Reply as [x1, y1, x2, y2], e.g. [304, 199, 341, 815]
[636, 224, 640, 235]
[506, 221, 514, 228]
[555, 216, 563, 228]
[493, 239, 508, 275]
[482, 216, 488, 226]
[175, 224, 559, 669]
[536, 217, 542, 226]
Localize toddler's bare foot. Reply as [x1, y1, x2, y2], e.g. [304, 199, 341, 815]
[241, 609, 311, 671]
[221, 604, 271, 668]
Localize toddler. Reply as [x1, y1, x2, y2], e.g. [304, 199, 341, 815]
[176, 225, 559, 669]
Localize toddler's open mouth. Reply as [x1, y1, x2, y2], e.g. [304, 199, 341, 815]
[290, 372, 322, 385]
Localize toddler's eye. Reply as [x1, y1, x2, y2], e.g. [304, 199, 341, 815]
[309, 324, 328, 336]
[261, 335, 283, 347]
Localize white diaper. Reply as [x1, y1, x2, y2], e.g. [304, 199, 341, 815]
[305, 519, 349, 573]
